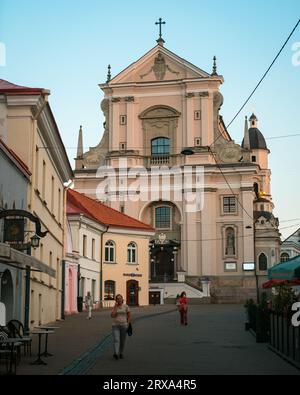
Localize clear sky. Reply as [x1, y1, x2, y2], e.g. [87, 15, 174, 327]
[1, 0, 300, 239]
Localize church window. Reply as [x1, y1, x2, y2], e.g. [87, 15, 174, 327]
[258, 253, 268, 271]
[42, 160, 46, 199]
[127, 242, 137, 264]
[194, 111, 201, 120]
[280, 253, 290, 262]
[83, 235, 87, 257]
[105, 240, 115, 263]
[252, 156, 256, 162]
[223, 197, 237, 214]
[225, 227, 236, 256]
[151, 138, 170, 156]
[155, 206, 171, 229]
[104, 280, 115, 300]
[120, 115, 127, 125]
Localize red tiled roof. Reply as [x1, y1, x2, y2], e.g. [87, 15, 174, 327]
[0, 79, 45, 95]
[67, 189, 154, 232]
[0, 138, 31, 178]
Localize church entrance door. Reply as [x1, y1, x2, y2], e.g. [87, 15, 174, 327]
[155, 250, 174, 282]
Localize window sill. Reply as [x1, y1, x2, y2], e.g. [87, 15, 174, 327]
[104, 261, 118, 265]
[126, 263, 139, 266]
[221, 212, 238, 216]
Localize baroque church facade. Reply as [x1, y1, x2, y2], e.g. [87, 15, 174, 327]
[74, 35, 281, 303]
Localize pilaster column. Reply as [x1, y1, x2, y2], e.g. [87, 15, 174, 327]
[112, 101, 120, 151]
[126, 97, 136, 152]
[201, 93, 213, 146]
[186, 94, 194, 147]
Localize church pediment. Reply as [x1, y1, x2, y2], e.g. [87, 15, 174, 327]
[139, 105, 181, 119]
[109, 45, 211, 85]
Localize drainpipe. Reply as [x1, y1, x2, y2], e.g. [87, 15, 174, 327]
[23, 243, 32, 335]
[77, 264, 81, 312]
[61, 260, 66, 320]
[24, 265, 31, 335]
[100, 226, 109, 308]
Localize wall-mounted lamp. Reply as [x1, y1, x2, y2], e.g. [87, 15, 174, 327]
[30, 234, 40, 249]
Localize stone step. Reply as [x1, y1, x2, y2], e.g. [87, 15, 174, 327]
[164, 297, 211, 305]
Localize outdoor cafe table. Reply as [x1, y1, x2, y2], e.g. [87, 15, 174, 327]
[30, 330, 54, 365]
[34, 326, 59, 357]
[0, 338, 22, 374]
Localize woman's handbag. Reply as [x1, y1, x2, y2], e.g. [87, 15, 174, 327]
[127, 322, 133, 336]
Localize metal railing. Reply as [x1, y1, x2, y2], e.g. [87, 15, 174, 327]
[269, 310, 300, 368]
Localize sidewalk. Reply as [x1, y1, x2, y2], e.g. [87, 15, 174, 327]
[15, 305, 174, 375]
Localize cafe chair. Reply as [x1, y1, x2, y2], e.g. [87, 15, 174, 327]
[0, 328, 18, 374]
[7, 320, 32, 357]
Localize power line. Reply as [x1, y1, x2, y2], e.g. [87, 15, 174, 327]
[211, 18, 300, 147]
[226, 18, 300, 130]
[167, 222, 300, 243]
[39, 132, 300, 151]
[280, 218, 300, 224]
[266, 133, 300, 141]
[208, 146, 254, 222]
[236, 133, 300, 145]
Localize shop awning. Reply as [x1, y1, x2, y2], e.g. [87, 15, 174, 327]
[0, 242, 56, 277]
[268, 255, 300, 281]
[262, 279, 300, 289]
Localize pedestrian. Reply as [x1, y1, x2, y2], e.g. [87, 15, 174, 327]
[178, 291, 188, 326]
[85, 291, 93, 320]
[111, 294, 131, 360]
[175, 294, 180, 310]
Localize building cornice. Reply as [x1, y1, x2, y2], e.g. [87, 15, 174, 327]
[37, 104, 73, 182]
[67, 214, 108, 234]
[105, 226, 155, 237]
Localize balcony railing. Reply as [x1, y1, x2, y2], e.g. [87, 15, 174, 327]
[149, 156, 170, 166]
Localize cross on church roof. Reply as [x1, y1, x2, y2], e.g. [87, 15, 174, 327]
[155, 18, 166, 44]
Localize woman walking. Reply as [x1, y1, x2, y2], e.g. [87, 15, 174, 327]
[85, 291, 93, 320]
[111, 294, 131, 360]
[178, 291, 188, 326]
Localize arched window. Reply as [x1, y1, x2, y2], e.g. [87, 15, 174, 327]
[127, 242, 137, 264]
[259, 253, 268, 271]
[105, 241, 115, 263]
[280, 253, 290, 263]
[225, 227, 235, 256]
[151, 137, 170, 156]
[104, 280, 115, 300]
[155, 206, 171, 229]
